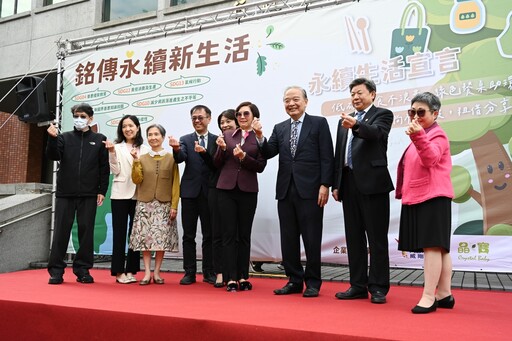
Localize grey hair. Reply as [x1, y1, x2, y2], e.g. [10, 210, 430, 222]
[283, 86, 308, 100]
[411, 92, 441, 112]
[146, 124, 166, 137]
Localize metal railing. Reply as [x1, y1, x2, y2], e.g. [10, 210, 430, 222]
[67, 0, 353, 54]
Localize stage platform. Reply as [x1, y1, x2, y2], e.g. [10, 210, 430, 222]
[81, 257, 512, 292]
[1, 269, 511, 340]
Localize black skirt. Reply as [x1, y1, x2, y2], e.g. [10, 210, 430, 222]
[398, 196, 452, 252]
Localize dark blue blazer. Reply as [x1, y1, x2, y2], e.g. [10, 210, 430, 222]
[333, 105, 395, 197]
[173, 131, 218, 199]
[260, 113, 334, 200]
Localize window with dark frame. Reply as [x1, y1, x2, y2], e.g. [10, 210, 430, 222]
[0, 0, 31, 18]
[102, 0, 157, 22]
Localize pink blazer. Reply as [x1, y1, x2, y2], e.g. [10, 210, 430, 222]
[395, 123, 454, 205]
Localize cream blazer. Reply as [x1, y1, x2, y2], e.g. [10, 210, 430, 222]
[109, 142, 150, 200]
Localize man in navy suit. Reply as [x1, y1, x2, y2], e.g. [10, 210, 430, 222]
[332, 78, 394, 304]
[169, 105, 217, 285]
[253, 86, 334, 298]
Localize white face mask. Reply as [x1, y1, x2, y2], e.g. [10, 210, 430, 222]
[73, 117, 89, 131]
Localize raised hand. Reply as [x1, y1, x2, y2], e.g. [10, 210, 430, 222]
[168, 135, 180, 151]
[233, 143, 246, 160]
[252, 117, 263, 138]
[194, 140, 206, 153]
[130, 147, 139, 160]
[103, 139, 115, 153]
[47, 123, 59, 138]
[406, 118, 422, 135]
[216, 135, 227, 151]
[340, 112, 357, 129]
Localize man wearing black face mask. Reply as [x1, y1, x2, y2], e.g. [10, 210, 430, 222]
[46, 103, 110, 285]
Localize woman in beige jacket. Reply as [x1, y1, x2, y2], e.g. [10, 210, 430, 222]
[129, 124, 180, 285]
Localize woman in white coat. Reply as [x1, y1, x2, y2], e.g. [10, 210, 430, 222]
[104, 115, 150, 283]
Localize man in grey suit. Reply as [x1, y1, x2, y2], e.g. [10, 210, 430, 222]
[253, 86, 334, 298]
[169, 105, 217, 285]
[332, 78, 394, 304]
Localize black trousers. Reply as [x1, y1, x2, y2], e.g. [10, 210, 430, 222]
[48, 197, 97, 278]
[341, 167, 390, 294]
[218, 188, 257, 282]
[181, 194, 213, 275]
[209, 188, 223, 276]
[278, 180, 324, 290]
[110, 199, 140, 276]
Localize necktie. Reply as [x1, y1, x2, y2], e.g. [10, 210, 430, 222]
[290, 120, 299, 157]
[199, 135, 205, 148]
[347, 111, 364, 169]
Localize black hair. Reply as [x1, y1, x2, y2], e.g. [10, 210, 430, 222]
[190, 105, 212, 117]
[217, 109, 238, 130]
[235, 101, 260, 119]
[71, 103, 94, 117]
[115, 115, 144, 147]
[349, 78, 377, 93]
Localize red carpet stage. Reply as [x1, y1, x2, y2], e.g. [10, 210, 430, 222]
[1, 269, 511, 340]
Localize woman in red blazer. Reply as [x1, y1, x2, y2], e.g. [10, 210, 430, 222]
[214, 101, 267, 292]
[396, 92, 455, 314]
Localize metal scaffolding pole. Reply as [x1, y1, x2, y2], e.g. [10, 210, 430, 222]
[48, 39, 68, 257]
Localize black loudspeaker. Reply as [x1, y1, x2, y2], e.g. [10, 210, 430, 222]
[15, 76, 51, 123]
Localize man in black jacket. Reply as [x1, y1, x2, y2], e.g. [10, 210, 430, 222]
[46, 103, 109, 284]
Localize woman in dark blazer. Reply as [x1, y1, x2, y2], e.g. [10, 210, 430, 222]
[196, 109, 239, 288]
[214, 102, 267, 292]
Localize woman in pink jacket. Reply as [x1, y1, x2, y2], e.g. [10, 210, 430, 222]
[396, 92, 455, 314]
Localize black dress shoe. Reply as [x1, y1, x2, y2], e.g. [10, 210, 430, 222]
[76, 274, 94, 283]
[335, 287, 368, 300]
[239, 281, 253, 291]
[180, 273, 196, 285]
[202, 273, 216, 284]
[412, 300, 438, 314]
[274, 282, 303, 295]
[251, 262, 264, 273]
[226, 282, 238, 292]
[371, 291, 387, 304]
[303, 287, 319, 298]
[48, 276, 63, 285]
[437, 295, 455, 309]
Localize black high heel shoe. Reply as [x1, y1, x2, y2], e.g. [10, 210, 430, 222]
[214, 281, 225, 288]
[411, 300, 438, 314]
[239, 280, 252, 291]
[226, 281, 238, 292]
[437, 295, 455, 309]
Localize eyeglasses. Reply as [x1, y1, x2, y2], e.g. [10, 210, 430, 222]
[236, 111, 251, 118]
[191, 116, 206, 121]
[73, 114, 88, 119]
[407, 108, 430, 118]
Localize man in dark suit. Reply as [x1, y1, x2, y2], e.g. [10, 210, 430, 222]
[169, 105, 217, 285]
[332, 78, 394, 304]
[253, 86, 334, 298]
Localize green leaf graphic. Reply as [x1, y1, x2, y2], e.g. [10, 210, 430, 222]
[266, 25, 274, 38]
[267, 42, 285, 50]
[256, 53, 267, 76]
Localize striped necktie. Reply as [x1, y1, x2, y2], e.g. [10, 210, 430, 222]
[347, 111, 364, 168]
[290, 121, 299, 157]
